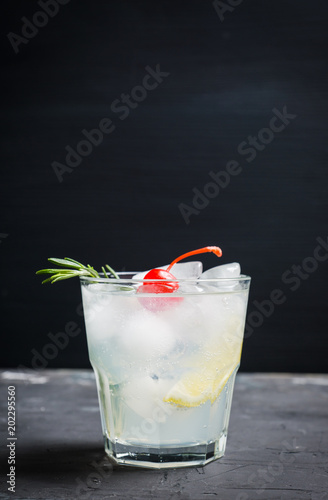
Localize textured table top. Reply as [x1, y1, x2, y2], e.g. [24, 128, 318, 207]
[0, 370, 327, 500]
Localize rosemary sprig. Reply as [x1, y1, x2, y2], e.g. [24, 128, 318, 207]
[36, 257, 120, 284]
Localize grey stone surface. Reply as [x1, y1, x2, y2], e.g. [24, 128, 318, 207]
[1, 370, 327, 500]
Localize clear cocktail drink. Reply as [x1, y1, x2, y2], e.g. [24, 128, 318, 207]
[80, 271, 250, 469]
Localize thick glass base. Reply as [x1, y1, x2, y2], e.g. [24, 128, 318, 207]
[104, 433, 227, 469]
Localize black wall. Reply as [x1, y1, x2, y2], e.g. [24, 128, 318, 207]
[1, 0, 328, 372]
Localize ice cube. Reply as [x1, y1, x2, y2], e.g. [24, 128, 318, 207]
[200, 262, 240, 279]
[82, 288, 141, 342]
[161, 296, 205, 345]
[199, 263, 241, 292]
[170, 261, 203, 278]
[120, 309, 176, 361]
[133, 261, 203, 280]
[122, 375, 172, 419]
[196, 288, 247, 344]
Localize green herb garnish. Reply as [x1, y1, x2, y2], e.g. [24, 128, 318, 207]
[36, 257, 120, 284]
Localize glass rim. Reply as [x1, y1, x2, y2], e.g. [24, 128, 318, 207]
[79, 272, 251, 284]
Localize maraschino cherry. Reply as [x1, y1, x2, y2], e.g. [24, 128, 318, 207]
[137, 246, 222, 294]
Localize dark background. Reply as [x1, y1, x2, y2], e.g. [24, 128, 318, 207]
[1, 0, 327, 372]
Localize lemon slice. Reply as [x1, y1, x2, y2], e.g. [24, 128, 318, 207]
[164, 340, 242, 408]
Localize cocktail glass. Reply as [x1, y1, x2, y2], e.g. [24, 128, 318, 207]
[80, 272, 250, 469]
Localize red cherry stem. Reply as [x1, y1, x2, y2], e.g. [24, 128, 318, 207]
[166, 246, 222, 273]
